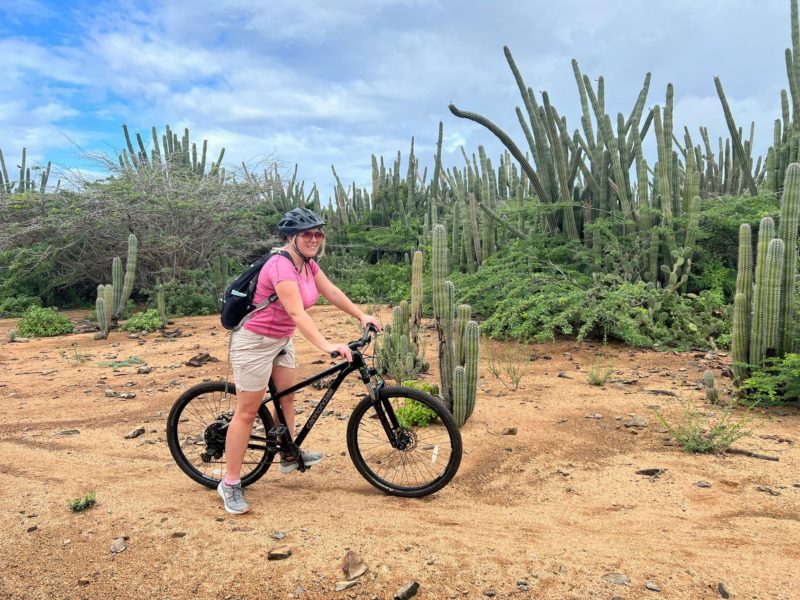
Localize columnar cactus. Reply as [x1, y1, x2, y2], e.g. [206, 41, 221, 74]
[762, 238, 785, 353]
[750, 217, 776, 366]
[704, 370, 720, 404]
[432, 225, 454, 406]
[453, 366, 467, 427]
[778, 163, 800, 354]
[732, 292, 750, 381]
[95, 284, 114, 339]
[411, 250, 423, 347]
[463, 320, 480, 421]
[431, 224, 480, 425]
[112, 234, 138, 320]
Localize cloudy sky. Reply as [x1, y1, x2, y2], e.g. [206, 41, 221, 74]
[0, 0, 792, 196]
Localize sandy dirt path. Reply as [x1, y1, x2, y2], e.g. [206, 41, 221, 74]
[1, 306, 798, 599]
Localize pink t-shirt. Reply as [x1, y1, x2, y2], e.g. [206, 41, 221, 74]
[243, 254, 321, 338]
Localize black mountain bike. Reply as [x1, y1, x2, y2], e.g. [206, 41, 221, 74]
[166, 325, 462, 498]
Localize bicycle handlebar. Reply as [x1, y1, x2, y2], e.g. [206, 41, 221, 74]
[330, 323, 379, 358]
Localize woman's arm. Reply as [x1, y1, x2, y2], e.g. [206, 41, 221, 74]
[274, 280, 353, 360]
[314, 270, 382, 331]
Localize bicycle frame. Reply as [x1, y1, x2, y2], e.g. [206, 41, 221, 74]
[249, 347, 397, 468]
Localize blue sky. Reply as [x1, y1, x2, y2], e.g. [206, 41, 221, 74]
[0, 0, 792, 196]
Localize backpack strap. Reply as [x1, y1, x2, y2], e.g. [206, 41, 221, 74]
[231, 250, 293, 332]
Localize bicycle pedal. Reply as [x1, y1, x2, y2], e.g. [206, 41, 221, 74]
[268, 425, 289, 437]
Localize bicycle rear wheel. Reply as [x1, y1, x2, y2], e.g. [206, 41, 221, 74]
[166, 381, 275, 489]
[347, 386, 462, 497]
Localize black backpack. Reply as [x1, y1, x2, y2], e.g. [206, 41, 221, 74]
[220, 250, 292, 331]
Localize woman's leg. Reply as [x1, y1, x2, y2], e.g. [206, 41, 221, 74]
[224, 388, 266, 481]
[271, 365, 297, 436]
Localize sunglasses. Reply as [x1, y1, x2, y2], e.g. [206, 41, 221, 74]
[299, 230, 325, 241]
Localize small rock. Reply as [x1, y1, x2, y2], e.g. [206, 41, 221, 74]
[557, 371, 573, 379]
[124, 427, 146, 439]
[636, 468, 665, 478]
[755, 485, 781, 496]
[104, 390, 118, 398]
[585, 413, 603, 419]
[137, 366, 152, 374]
[110, 537, 127, 553]
[603, 572, 631, 585]
[501, 427, 517, 436]
[335, 580, 359, 592]
[645, 581, 662, 592]
[718, 582, 731, 598]
[118, 392, 136, 399]
[27, 525, 38, 533]
[270, 531, 287, 540]
[78, 578, 91, 586]
[695, 480, 712, 488]
[625, 415, 648, 428]
[215, 517, 225, 522]
[394, 581, 420, 600]
[516, 579, 528, 591]
[171, 531, 187, 538]
[483, 591, 496, 598]
[341, 549, 368, 580]
[267, 546, 292, 560]
[55, 429, 80, 436]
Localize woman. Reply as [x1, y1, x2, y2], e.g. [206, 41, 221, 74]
[218, 207, 382, 514]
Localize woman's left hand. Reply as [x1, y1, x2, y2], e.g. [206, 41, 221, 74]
[360, 314, 383, 332]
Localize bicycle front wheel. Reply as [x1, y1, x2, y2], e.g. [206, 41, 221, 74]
[166, 381, 275, 489]
[347, 386, 462, 497]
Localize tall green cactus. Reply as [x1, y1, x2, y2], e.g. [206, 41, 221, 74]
[750, 217, 776, 367]
[778, 163, 800, 354]
[411, 250, 423, 347]
[95, 284, 114, 339]
[432, 225, 454, 407]
[762, 238, 785, 354]
[111, 234, 137, 320]
[463, 320, 480, 421]
[732, 292, 750, 381]
[453, 366, 467, 427]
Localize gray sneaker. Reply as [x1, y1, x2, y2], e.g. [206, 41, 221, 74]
[217, 481, 250, 514]
[280, 450, 324, 474]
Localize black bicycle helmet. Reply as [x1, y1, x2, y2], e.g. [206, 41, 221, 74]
[277, 207, 326, 236]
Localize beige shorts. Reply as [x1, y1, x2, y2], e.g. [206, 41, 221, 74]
[230, 328, 296, 392]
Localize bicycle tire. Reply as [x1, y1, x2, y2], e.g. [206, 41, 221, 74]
[347, 386, 462, 497]
[166, 381, 275, 489]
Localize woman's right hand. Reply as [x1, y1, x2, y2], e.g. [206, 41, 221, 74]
[327, 342, 353, 362]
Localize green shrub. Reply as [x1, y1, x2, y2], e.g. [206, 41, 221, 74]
[98, 356, 146, 368]
[16, 306, 74, 337]
[739, 354, 800, 405]
[145, 277, 216, 317]
[324, 257, 411, 304]
[121, 309, 164, 332]
[67, 491, 96, 512]
[395, 399, 439, 428]
[0, 294, 42, 316]
[656, 403, 752, 453]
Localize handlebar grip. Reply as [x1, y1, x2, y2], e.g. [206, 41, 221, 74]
[330, 351, 340, 358]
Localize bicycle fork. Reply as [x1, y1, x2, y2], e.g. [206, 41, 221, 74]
[359, 366, 406, 450]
